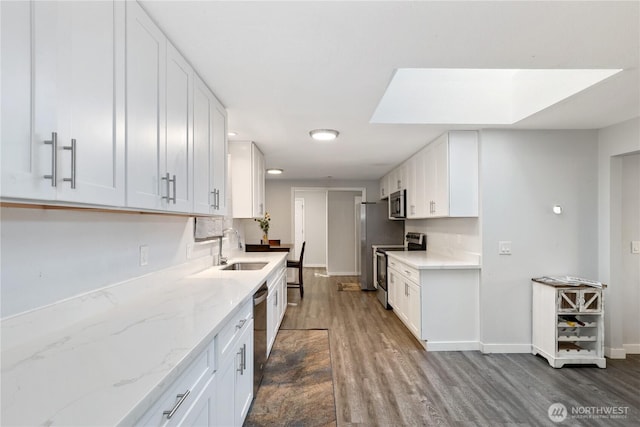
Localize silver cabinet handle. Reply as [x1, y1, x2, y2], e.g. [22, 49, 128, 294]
[63, 138, 76, 189]
[162, 172, 171, 201]
[161, 173, 176, 203]
[275, 290, 278, 307]
[163, 390, 191, 419]
[44, 132, 58, 186]
[210, 190, 216, 208]
[170, 174, 176, 204]
[237, 343, 247, 374]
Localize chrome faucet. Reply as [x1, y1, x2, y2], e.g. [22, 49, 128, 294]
[223, 227, 242, 249]
[214, 228, 241, 266]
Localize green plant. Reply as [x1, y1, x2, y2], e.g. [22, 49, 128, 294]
[254, 212, 270, 234]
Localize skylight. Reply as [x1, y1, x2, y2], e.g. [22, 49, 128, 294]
[370, 68, 623, 125]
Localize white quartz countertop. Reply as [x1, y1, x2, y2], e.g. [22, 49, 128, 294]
[386, 250, 481, 269]
[1, 251, 288, 426]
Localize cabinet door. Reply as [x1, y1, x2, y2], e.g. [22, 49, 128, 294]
[0, 1, 52, 200]
[125, 0, 166, 210]
[388, 268, 397, 307]
[52, 1, 125, 205]
[192, 75, 213, 214]
[235, 319, 254, 425]
[379, 173, 389, 200]
[266, 291, 277, 355]
[431, 135, 450, 217]
[406, 280, 422, 338]
[252, 146, 265, 217]
[211, 99, 228, 215]
[165, 42, 193, 213]
[1, 1, 125, 205]
[413, 148, 429, 218]
[214, 353, 235, 427]
[279, 269, 288, 322]
[405, 156, 418, 218]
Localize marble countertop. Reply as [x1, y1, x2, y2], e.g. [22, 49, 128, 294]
[386, 250, 481, 270]
[1, 251, 288, 426]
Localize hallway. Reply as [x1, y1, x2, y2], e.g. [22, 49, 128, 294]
[280, 268, 640, 426]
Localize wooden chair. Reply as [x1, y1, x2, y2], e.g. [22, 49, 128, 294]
[287, 241, 306, 298]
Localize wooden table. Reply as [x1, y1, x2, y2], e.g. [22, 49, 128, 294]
[245, 243, 293, 253]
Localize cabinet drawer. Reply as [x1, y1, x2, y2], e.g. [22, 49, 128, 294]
[135, 342, 214, 426]
[218, 299, 253, 361]
[389, 259, 419, 283]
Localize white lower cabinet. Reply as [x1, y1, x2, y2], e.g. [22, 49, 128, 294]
[266, 263, 287, 357]
[388, 256, 479, 351]
[135, 299, 253, 427]
[215, 319, 254, 426]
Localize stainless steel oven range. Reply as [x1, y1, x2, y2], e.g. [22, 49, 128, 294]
[375, 232, 426, 309]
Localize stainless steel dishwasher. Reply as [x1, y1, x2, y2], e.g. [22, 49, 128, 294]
[253, 282, 268, 398]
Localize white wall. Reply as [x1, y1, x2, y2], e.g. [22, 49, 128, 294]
[597, 117, 640, 358]
[620, 153, 640, 353]
[293, 190, 327, 267]
[327, 190, 361, 275]
[479, 130, 599, 353]
[0, 207, 214, 318]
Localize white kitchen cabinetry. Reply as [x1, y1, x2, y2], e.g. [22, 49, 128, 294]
[387, 255, 479, 351]
[215, 316, 254, 426]
[229, 142, 266, 218]
[389, 162, 407, 193]
[126, 1, 194, 213]
[532, 280, 606, 368]
[1, 0, 126, 206]
[135, 299, 254, 427]
[266, 262, 287, 356]
[134, 336, 215, 426]
[193, 75, 228, 215]
[388, 259, 421, 338]
[424, 131, 478, 218]
[379, 173, 391, 200]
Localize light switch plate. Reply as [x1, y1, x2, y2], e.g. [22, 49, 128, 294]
[499, 241, 512, 255]
[632, 241, 640, 254]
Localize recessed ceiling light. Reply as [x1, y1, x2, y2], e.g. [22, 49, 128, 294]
[266, 168, 283, 175]
[309, 129, 339, 141]
[227, 131, 237, 137]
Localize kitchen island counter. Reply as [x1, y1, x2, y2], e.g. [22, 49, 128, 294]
[386, 250, 481, 270]
[1, 251, 287, 426]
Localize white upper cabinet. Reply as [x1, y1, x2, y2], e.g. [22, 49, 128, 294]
[1, 1, 125, 205]
[229, 142, 265, 218]
[426, 131, 479, 218]
[379, 173, 390, 200]
[210, 99, 228, 216]
[165, 41, 194, 213]
[126, 2, 193, 213]
[193, 74, 228, 215]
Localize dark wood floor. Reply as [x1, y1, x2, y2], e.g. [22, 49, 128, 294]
[281, 268, 640, 426]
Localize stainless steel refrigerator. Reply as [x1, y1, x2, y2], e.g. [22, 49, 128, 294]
[359, 202, 404, 290]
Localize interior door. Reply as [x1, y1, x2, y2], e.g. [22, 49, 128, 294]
[294, 197, 305, 260]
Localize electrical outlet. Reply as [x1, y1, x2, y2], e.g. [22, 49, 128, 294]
[139, 245, 149, 266]
[632, 241, 640, 254]
[186, 243, 193, 259]
[499, 241, 512, 255]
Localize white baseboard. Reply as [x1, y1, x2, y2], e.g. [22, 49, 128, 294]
[480, 342, 532, 354]
[623, 344, 640, 354]
[426, 341, 480, 351]
[304, 263, 326, 268]
[605, 347, 627, 359]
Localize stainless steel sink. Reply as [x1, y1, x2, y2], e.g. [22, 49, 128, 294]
[221, 262, 268, 271]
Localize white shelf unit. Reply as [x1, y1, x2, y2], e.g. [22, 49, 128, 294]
[531, 280, 606, 368]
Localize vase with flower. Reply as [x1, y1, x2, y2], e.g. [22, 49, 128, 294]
[254, 212, 271, 244]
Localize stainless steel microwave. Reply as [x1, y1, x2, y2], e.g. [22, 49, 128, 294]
[389, 190, 406, 219]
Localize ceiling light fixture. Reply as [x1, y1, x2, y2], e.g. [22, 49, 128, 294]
[227, 131, 237, 137]
[266, 168, 283, 175]
[309, 129, 339, 141]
